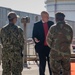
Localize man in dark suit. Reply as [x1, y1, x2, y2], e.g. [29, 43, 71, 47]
[32, 11, 54, 75]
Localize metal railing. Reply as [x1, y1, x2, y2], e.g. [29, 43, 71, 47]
[23, 39, 39, 65]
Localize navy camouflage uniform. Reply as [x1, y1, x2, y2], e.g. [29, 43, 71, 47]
[1, 23, 24, 75]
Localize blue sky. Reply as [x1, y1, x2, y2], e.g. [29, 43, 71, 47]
[0, 0, 46, 14]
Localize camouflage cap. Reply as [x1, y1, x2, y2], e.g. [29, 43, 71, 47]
[7, 11, 20, 20]
[55, 12, 65, 18]
[55, 12, 65, 21]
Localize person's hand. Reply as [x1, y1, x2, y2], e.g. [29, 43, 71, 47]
[34, 38, 40, 43]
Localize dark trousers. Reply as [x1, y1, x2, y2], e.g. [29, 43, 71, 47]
[38, 46, 52, 75]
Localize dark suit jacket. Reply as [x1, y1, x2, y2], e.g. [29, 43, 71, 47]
[32, 20, 54, 53]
